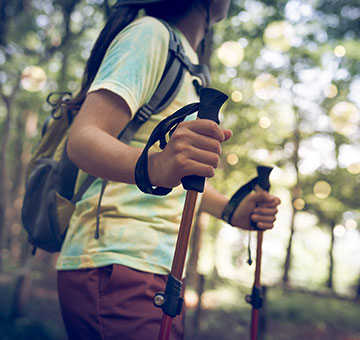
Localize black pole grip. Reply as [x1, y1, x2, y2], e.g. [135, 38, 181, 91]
[181, 88, 228, 192]
[256, 166, 273, 192]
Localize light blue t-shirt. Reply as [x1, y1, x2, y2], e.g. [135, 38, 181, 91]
[56, 16, 202, 274]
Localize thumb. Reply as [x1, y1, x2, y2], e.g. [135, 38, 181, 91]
[222, 129, 232, 142]
[252, 187, 271, 204]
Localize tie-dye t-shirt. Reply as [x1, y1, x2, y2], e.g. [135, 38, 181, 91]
[56, 16, 201, 274]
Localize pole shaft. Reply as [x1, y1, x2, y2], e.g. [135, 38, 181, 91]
[171, 190, 198, 276]
[250, 230, 264, 340]
[250, 309, 259, 340]
[158, 190, 199, 340]
[254, 231, 263, 285]
[158, 315, 172, 340]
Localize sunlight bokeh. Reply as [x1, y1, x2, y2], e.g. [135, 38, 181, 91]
[217, 41, 244, 67]
[324, 84, 338, 98]
[231, 90, 243, 102]
[21, 66, 47, 92]
[334, 224, 346, 237]
[226, 153, 239, 165]
[253, 73, 279, 100]
[330, 101, 360, 136]
[313, 181, 332, 199]
[263, 21, 294, 52]
[293, 198, 305, 210]
[259, 116, 271, 129]
[347, 163, 360, 174]
[334, 45, 346, 58]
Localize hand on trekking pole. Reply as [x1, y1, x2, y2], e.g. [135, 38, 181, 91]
[230, 185, 281, 231]
[148, 119, 232, 189]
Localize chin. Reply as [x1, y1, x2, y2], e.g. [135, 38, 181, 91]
[211, 0, 231, 24]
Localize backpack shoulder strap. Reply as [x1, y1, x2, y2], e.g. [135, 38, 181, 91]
[118, 20, 187, 144]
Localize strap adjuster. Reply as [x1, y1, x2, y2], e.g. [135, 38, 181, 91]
[135, 105, 153, 122]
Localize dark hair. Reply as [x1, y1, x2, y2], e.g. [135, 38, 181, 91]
[63, 1, 201, 115]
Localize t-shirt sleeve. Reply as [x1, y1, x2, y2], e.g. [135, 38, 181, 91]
[88, 17, 170, 116]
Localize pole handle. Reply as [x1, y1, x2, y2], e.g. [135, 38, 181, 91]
[181, 88, 228, 192]
[256, 166, 272, 192]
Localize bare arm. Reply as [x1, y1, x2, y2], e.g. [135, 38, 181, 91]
[199, 182, 228, 219]
[67, 89, 142, 184]
[67, 89, 230, 188]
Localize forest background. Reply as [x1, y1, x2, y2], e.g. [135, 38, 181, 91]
[0, 0, 360, 339]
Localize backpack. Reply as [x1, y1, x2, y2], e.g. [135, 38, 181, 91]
[21, 20, 210, 254]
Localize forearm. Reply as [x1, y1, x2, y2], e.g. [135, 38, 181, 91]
[199, 182, 228, 219]
[67, 125, 143, 184]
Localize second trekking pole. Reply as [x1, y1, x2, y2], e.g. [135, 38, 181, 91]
[246, 166, 273, 340]
[221, 165, 273, 340]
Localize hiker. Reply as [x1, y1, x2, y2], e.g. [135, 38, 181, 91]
[55, 1, 281, 339]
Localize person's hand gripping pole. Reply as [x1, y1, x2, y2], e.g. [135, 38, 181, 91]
[153, 88, 228, 340]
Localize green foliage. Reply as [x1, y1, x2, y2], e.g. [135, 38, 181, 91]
[0, 318, 53, 340]
[268, 289, 360, 330]
[185, 285, 360, 340]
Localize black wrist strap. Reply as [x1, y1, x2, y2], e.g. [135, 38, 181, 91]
[221, 166, 273, 225]
[221, 177, 258, 225]
[135, 103, 200, 195]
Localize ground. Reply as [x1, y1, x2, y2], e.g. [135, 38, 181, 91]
[1, 267, 360, 340]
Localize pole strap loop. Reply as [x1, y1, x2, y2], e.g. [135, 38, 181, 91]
[221, 177, 258, 225]
[221, 166, 273, 225]
[135, 102, 200, 195]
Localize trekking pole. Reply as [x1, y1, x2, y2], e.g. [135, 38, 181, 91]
[245, 166, 273, 340]
[221, 165, 272, 340]
[153, 88, 228, 340]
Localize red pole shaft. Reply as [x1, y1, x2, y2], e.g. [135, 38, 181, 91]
[158, 315, 172, 340]
[250, 309, 259, 340]
[250, 230, 264, 340]
[158, 190, 199, 340]
[254, 231, 263, 285]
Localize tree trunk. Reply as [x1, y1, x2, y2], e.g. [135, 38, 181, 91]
[58, 0, 77, 91]
[10, 110, 28, 201]
[283, 116, 301, 287]
[0, 0, 8, 46]
[326, 222, 336, 290]
[355, 277, 360, 301]
[0, 98, 12, 271]
[9, 257, 35, 320]
[282, 208, 295, 286]
[192, 274, 205, 337]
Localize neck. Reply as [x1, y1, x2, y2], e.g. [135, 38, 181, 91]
[174, 5, 207, 51]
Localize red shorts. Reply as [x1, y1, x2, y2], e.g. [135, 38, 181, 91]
[57, 264, 185, 340]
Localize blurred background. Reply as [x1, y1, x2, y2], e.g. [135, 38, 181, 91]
[0, 0, 359, 339]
